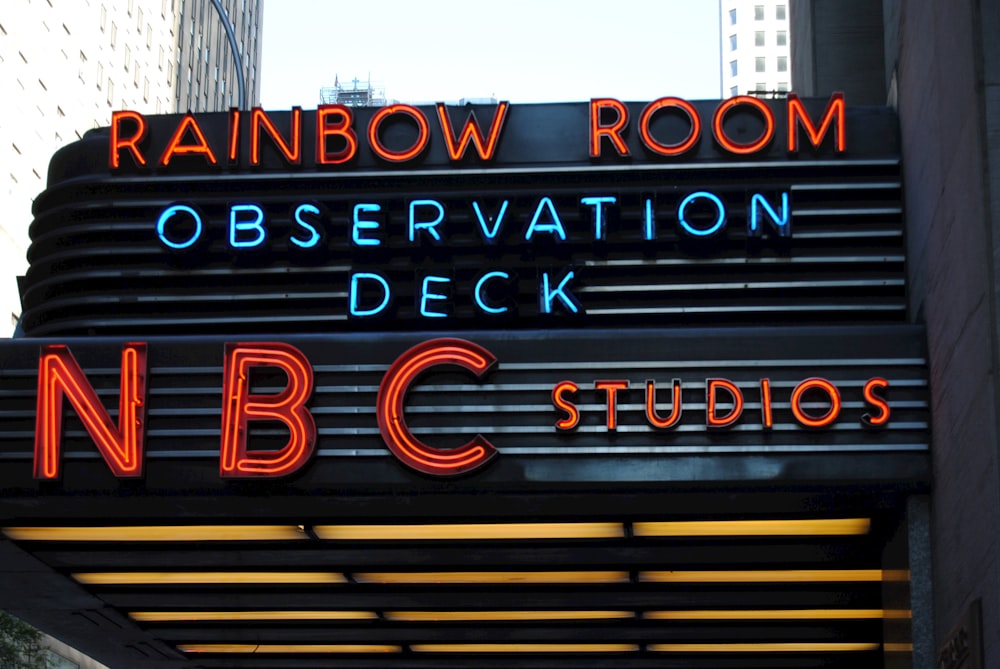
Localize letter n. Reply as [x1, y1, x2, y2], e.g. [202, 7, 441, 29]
[34, 343, 148, 479]
[219, 343, 316, 478]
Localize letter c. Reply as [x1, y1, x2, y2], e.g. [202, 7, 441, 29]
[377, 338, 498, 476]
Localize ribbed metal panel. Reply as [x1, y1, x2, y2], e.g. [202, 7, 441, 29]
[0, 327, 928, 473]
[20, 159, 905, 336]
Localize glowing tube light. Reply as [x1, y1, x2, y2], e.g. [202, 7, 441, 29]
[632, 518, 871, 537]
[648, 642, 880, 653]
[313, 522, 624, 541]
[353, 571, 630, 585]
[178, 644, 400, 654]
[73, 572, 346, 585]
[385, 610, 635, 622]
[644, 609, 891, 620]
[2, 525, 309, 542]
[130, 610, 377, 622]
[639, 569, 884, 583]
[411, 643, 640, 653]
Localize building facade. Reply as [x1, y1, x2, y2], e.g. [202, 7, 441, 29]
[0, 0, 262, 336]
[791, 1, 1000, 666]
[718, 0, 791, 97]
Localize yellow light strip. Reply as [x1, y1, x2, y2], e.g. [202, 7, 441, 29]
[73, 572, 346, 585]
[131, 610, 377, 622]
[353, 571, 630, 585]
[644, 609, 887, 620]
[885, 643, 915, 652]
[385, 610, 635, 622]
[178, 644, 400, 654]
[2, 526, 308, 542]
[313, 522, 624, 540]
[633, 518, 871, 537]
[639, 569, 884, 583]
[648, 642, 881, 653]
[411, 643, 640, 653]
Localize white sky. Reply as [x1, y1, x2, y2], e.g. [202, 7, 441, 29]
[259, 0, 722, 108]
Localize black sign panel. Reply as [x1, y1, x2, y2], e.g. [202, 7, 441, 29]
[19, 100, 904, 336]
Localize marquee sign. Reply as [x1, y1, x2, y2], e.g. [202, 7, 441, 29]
[2, 96, 925, 487]
[0, 327, 928, 484]
[19, 95, 903, 336]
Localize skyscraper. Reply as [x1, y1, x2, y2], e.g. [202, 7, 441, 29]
[719, 0, 791, 97]
[0, 0, 263, 335]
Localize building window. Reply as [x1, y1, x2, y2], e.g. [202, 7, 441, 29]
[755, 30, 765, 46]
[776, 4, 787, 20]
[729, 86, 738, 97]
[777, 55, 788, 72]
[730, 60, 738, 76]
[96, 62, 103, 88]
[729, 8, 736, 24]
[755, 82, 766, 92]
[107, 79, 114, 105]
[754, 5, 764, 20]
[755, 56, 766, 72]
[777, 82, 789, 92]
[110, 21, 117, 47]
[729, 34, 737, 50]
[100, 5, 106, 31]
[124, 46, 131, 71]
[777, 30, 787, 46]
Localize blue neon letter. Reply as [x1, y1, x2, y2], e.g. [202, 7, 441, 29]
[352, 204, 382, 247]
[525, 197, 567, 241]
[540, 270, 580, 314]
[156, 204, 203, 250]
[409, 199, 445, 243]
[290, 203, 322, 249]
[419, 275, 451, 318]
[580, 196, 616, 240]
[349, 272, 391, 317]
[229, 204, 267, 248]
[643, 198, 655, 240]
[677, 191, 726, 237]
[474, 271, 510, 314]
[471, 200, 509, 242]
[748, 192, 790, 237]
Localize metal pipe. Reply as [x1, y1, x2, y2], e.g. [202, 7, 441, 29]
[209, 0, 247, 110]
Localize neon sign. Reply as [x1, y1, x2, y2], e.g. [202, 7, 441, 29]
[109, 94, 845, 170]
[32, 338, 894, 481]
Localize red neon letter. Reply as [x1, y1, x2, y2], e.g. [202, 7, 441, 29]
[436, 101, 509, 161]
[250, 107, 302, 165]
[368, 104, 430, 163]
[316, 104, 357, 165]
[712, 96, 775, 155]
[706, 379, 744, 428]
[787, 92, 846, 153]
[34, 343, 147, 480]
[553, 381, 580, 430]
[639, 98, 701, 156]
[790, 377, 841, 428]
[646, 378, 683, 429]
[109, 110, 148, 168]
[595, 380, 629, 431]
[589, 98, 630, 157]
[159, 114, 218, 166]
[228, 108, 241, 163]
[219, 343, 316, 478]
[760, 378, 774, 429]
[861, 377, 890, 427]
[377, 338, 498, 476]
